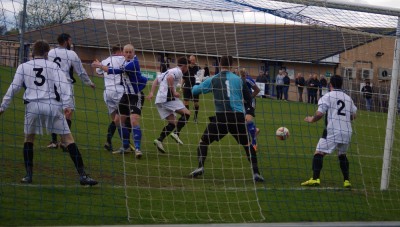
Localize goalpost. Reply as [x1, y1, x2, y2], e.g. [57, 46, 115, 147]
[1, 0, 400, 225]
[279, 0, 400, 192]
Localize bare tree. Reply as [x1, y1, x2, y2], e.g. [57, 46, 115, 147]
[25, 0, 89, 30]
[0, 25, 6, 35]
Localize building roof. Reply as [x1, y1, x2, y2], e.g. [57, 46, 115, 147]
[1, 18, 386, 64]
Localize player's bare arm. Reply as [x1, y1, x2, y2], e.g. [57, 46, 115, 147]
[91, 59, 107, 71]
[146, 79, 159, 100]
[64, 108, 72, 116]
[304, 111, 324, 123]
[251, 84, 260, 98]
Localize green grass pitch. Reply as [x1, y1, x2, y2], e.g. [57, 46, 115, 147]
[0, 66, 399, 225]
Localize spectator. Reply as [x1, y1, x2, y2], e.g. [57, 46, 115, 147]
[309, 73, 319, 104]
[256, 71, 270, 98]
[295, 73, 305, 102]
[319, 75, 328, 99]
[361, 81, 373, 111]
[276, 69, 285, 100]
[283, 71, 290, 101]
[265, 71, 271, 96]
[306, 74, 312, 103]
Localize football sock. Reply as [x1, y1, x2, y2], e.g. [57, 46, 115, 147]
[23, 142, 34, 176]
[247, 121, 257, 145]
[125, 117, 132, 131]
[312, 154, 324, 179]
[67, 119, 72, 129]
[244, 144, 260, 174]
[66, 143, 85, 176]
[117, 127, 130, 149]
[197, 141, 208, 168]
[132, 125, 142, 150]
[339, 154, 350, 181]
[194, 106, 199, 119]
[176, 114, 190, 135]
[106, 121, 116, 144]
[158, 123, 175, 142]
[51, 133, 57, 143]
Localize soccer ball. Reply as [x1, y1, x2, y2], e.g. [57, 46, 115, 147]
[276, 127, 290, 140]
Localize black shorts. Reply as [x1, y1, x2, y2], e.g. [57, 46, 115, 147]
[245, 106, 255, 117]
[118, 93, 144, 116]
[201, 112, 249, 145]
[140, 91, 145, 107]
[183, 87, 199, 102]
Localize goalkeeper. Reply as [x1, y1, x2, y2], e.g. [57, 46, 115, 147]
[189, 56, 264, 182]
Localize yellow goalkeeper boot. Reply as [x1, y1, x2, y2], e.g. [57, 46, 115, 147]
[344, 180, 352, 188]
[301, 178, 320, 186]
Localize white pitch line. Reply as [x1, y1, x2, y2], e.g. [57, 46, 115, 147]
[0, 183, 372, 192]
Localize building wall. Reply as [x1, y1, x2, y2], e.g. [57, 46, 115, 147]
[0, 41, 19, 68]
[4, 38, 395, 104]
[339, 36, 395, 85]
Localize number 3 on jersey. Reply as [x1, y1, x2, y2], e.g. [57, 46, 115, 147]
[33, 68, 45, 86]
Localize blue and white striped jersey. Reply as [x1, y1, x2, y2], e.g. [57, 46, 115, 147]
[107, 56, 148, 94]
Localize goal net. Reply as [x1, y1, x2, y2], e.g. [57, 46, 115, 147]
[1, 0, 400, 225]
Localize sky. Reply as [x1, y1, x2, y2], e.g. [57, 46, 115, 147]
[341, 0, 400, 9]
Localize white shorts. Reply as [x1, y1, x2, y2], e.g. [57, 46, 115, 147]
[24, 100, 71, 135]
[64, 83, 75, 110]
[156, 100, 186, 119]
[316, 137, 349, 155]
[103, 87, 124, 114]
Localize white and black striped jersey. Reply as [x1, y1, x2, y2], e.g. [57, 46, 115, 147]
[0, 59, 71, 111]
[317, 89, 357, 143]
[155, 67, 184, 104]
[48, 47, 93, 86]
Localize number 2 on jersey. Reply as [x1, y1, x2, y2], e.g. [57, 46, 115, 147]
[337, 100, 346, 116]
